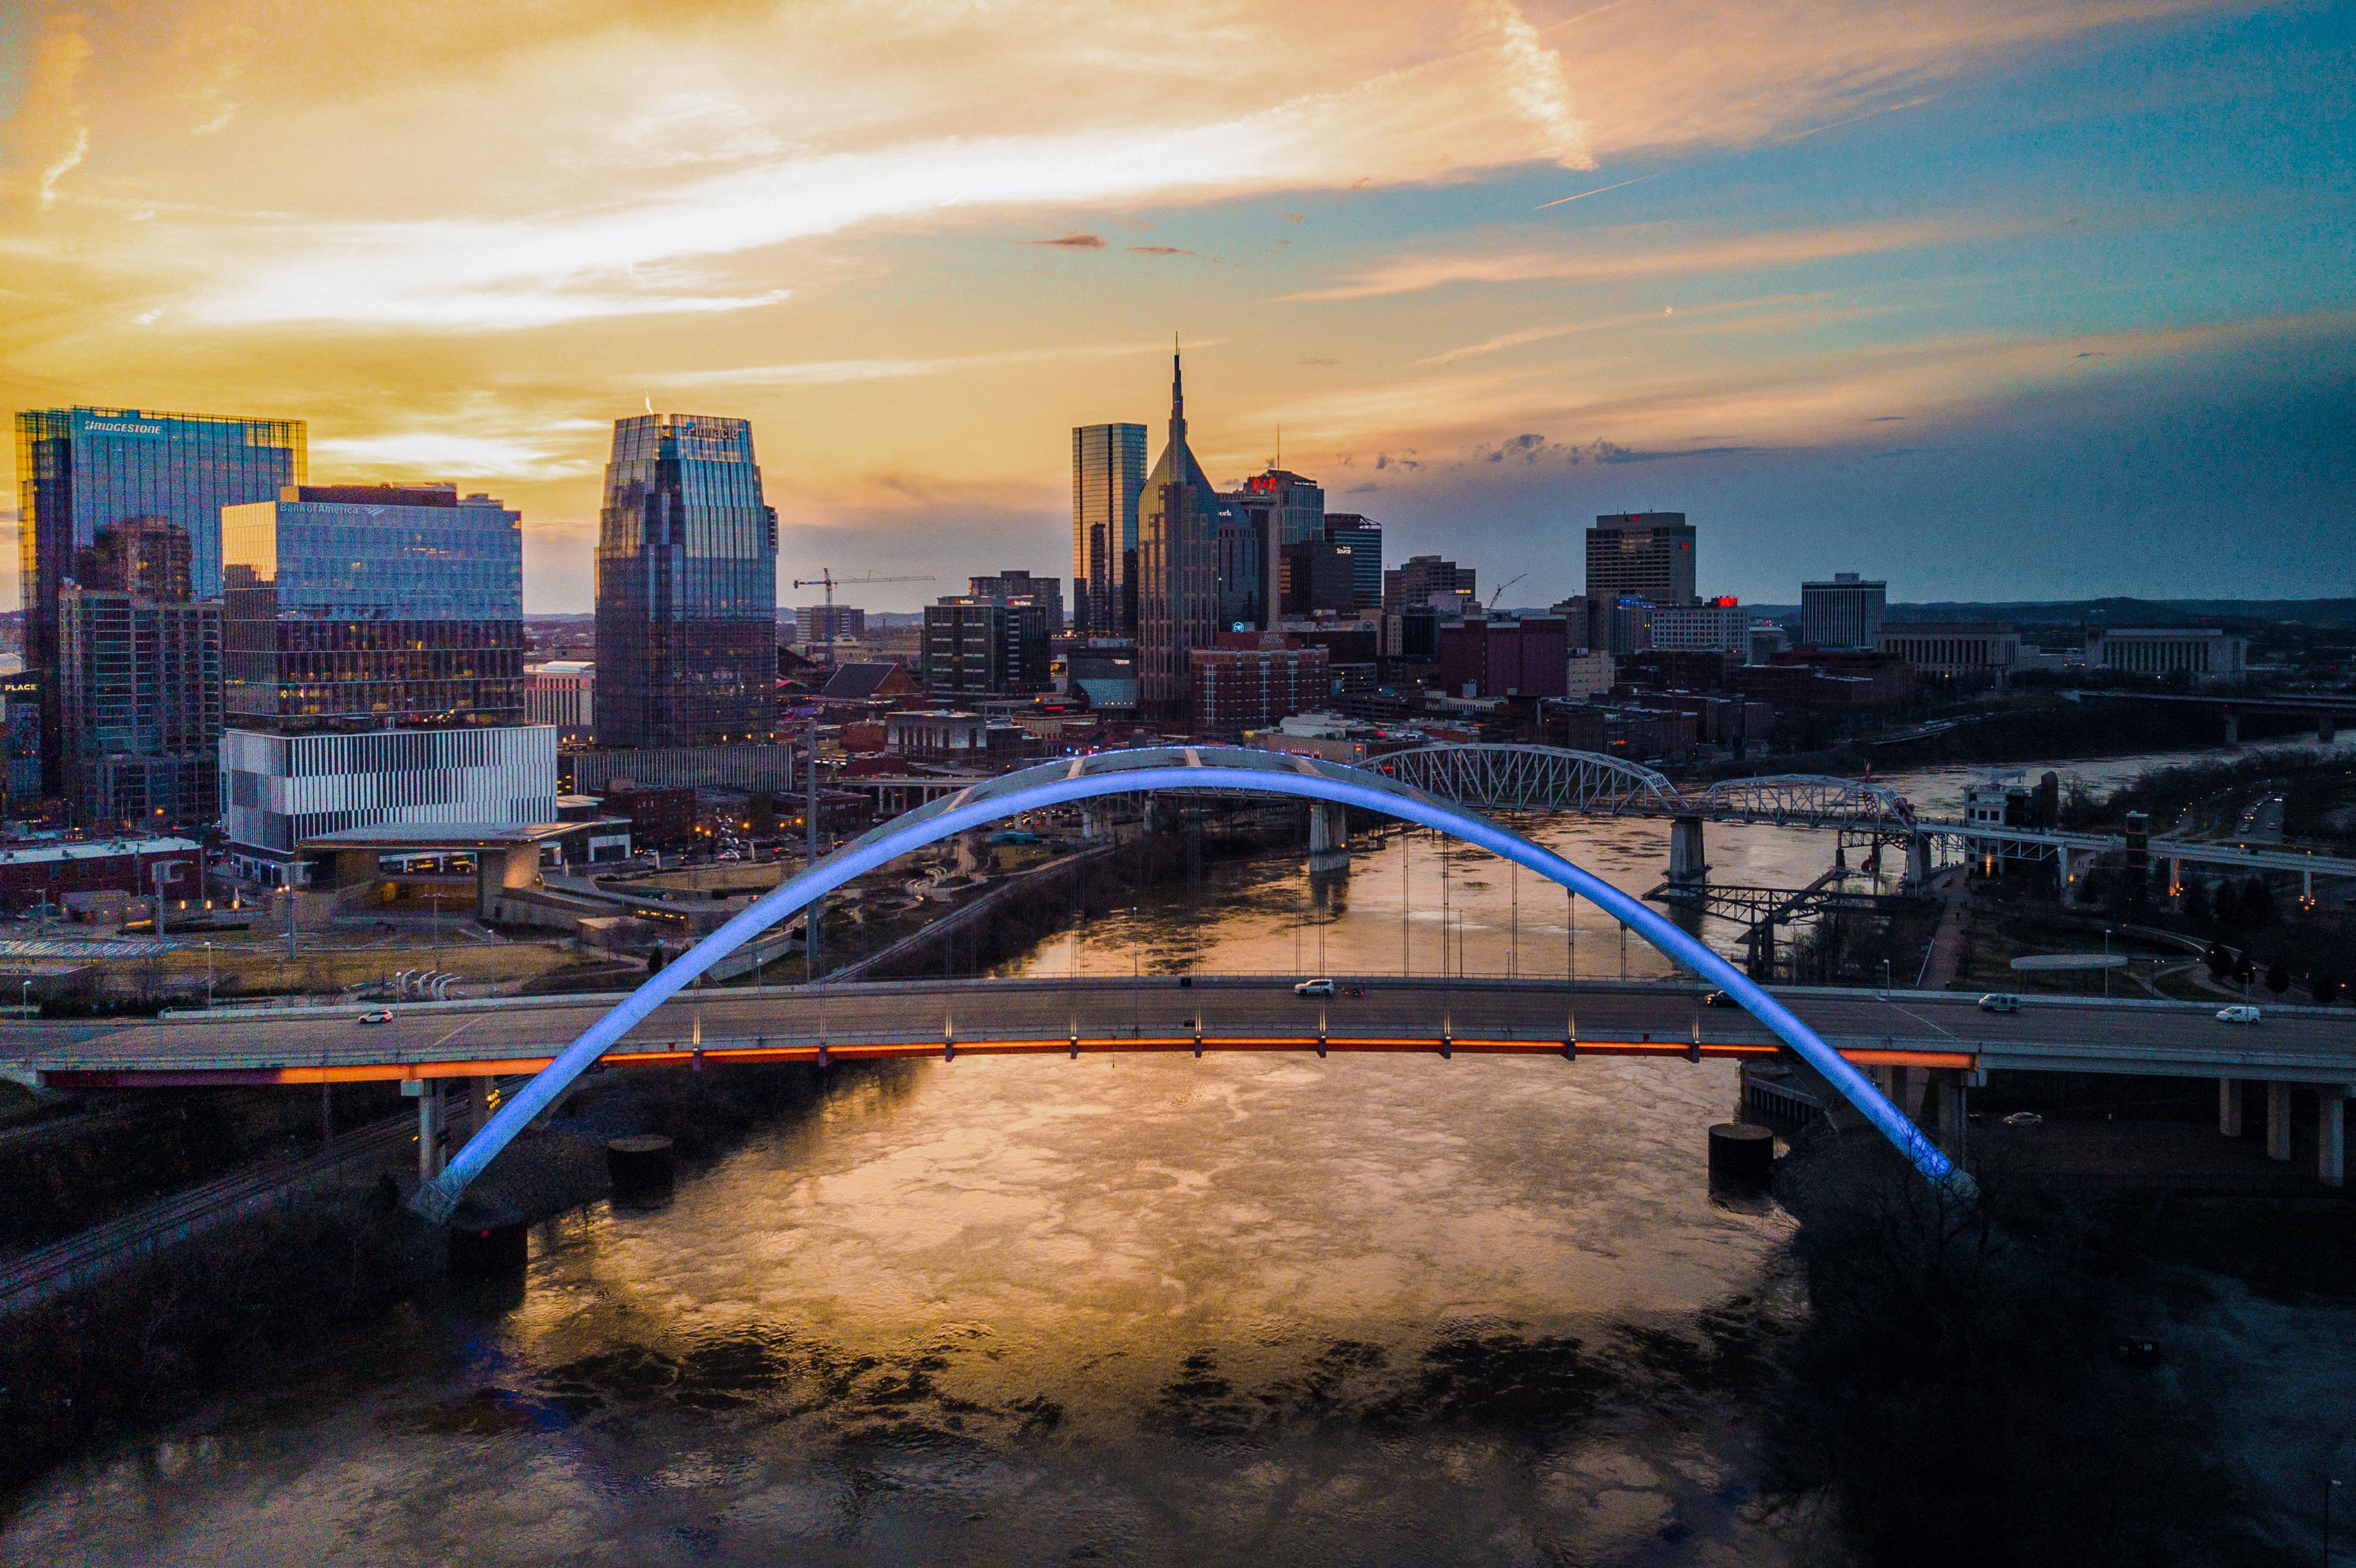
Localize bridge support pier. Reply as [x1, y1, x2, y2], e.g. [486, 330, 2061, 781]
[2266, 1081, 2292, 1162]
[1903, 832, 1932, 894]
[1925, 1068, 1968, 1157]
[2223, 710, 2240, 746]
[1308, 801, 1350, 875]
[2321, 711, 2338, 744]
[1666, 816, 1706, 903]
[2219, 1077, 2244, 1138]
[1079, 803, 1109, 842]
[406, 1080, 445, 1181]
[2319, 1088, 2346, 1188]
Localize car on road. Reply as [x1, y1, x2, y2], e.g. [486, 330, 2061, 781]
[1978, 994, 2021, 1014]
[1700, 988, 1733, 1007]
[1293, 978, 1336, 997]
[2001, 1111, 2043, 1127]
[356, 1009, 395, 1025]
[2216, 1004, 2263, 1025]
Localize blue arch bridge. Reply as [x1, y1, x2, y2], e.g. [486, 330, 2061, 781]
[410, 746, 1965, 1221]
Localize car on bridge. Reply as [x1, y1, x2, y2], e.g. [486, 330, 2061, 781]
[1293, 978, 1336, 997]
[356, 1010, 395, 1025]
[1978, 994, 2021, 1014]
[2216, 1004, 2263, 1025]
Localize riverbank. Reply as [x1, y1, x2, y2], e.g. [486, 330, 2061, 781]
[1768, 1129, 2353, 1565]
[0, 1054, 859, 1502]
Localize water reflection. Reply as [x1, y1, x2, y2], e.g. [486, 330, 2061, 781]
[8, 744, 2329, 1565]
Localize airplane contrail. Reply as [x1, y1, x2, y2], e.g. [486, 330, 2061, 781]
[1536, 175, 1653, 210]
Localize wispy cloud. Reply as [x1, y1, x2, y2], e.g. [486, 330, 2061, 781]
[649, 338, 1173, 388]
[1130, 244, 1195, 257]
[1289, 218, 2006, 302]
[1031, 231, 1106, 250]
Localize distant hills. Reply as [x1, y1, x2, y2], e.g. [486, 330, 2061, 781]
[1880, 598, 2356, 628]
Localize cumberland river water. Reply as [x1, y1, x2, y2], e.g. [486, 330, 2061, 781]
[6, 738, 2343, 1567]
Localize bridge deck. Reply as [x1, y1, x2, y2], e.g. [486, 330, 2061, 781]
[6, 979, 2350, 1089]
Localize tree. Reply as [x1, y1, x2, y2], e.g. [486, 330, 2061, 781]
[2310, 974, 2343, 1006]
[2205, 943, 2234, 979]
[2237, 877, 2278, 930]
[2264, 962, 2291, 997]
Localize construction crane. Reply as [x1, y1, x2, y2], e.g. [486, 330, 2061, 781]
[787, 569, 932, 974]
[790, 569, 934, 671]
[1486, 573, 1528, 612]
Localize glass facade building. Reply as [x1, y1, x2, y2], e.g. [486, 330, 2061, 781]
[593, 413, 778, 748]
[221, 484, 525, 732]
[1072, 423, 1146, 638]
[1137, 355, 1228, 718]
[14, 406, 304, 797]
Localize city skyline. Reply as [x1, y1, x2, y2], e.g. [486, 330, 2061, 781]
[2, 1, 2351, 614]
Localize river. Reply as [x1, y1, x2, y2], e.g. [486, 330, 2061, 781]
[5, 736, 2342, 1565]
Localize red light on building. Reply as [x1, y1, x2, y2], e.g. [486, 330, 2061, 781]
[1714, 596, 1739, 607]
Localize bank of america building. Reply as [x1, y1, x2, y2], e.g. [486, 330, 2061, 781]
[217, 483, 554, 883]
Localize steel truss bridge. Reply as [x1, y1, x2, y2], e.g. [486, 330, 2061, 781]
[1369, 743, 2356, 887]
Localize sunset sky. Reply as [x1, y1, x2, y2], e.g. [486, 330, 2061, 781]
[3, 0, 2350, 613]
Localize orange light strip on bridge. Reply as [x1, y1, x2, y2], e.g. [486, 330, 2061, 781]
[34, 1037, 1978, 1088]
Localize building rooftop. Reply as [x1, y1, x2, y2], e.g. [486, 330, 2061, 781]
[0, 837, 201, 866]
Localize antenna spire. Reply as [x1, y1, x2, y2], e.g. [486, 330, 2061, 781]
[1169, 334, 1186, 447]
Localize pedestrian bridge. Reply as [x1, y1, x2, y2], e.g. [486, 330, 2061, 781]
[378, 746, 1961, 1218]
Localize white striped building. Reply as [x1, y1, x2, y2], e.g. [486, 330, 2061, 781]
[222, 725, 558, 883]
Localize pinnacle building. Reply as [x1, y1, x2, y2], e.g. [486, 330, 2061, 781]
[593, 413, 779, 747]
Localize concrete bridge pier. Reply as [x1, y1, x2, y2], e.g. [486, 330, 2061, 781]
[2321, 710, 2339, 744]
[1079, 803, 1110, 842]
[2223, 709, 2240, 746]
[2320, 1088, 2346, 1188]
[406, 1080, 445, 1180]
[1665, 816, 1707, 903]
[2266, 1081, 2293, 1162]
[1923, 1068, 1968, 1156]
[2219, 1077, 2244, 1137]
[1903, 832, 1932, 893]
[2061, 848, 2088, 905]
[1308, 801, 1350, 876]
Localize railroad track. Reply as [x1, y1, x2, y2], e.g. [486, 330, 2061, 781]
[0, 1113, 414, 1315]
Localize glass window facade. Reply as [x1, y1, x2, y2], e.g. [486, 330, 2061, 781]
[593, 414, 778, 748]
[14, 407, 304, 795]
[221, 485, 525, 732]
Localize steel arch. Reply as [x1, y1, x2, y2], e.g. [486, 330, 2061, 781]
[411, 747, 1961, 1220]
[1372, 745, 1682, 814]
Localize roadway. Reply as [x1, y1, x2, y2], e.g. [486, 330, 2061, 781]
[4, 977, 2350, 1088]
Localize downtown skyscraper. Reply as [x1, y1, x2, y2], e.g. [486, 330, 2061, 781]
[1072, 422, 1146, 639]
[593, 413, 779, 747]
[1136, 353, 1226, 719]
[217, 482, 549, 880]
[14, 406, 305, 802]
